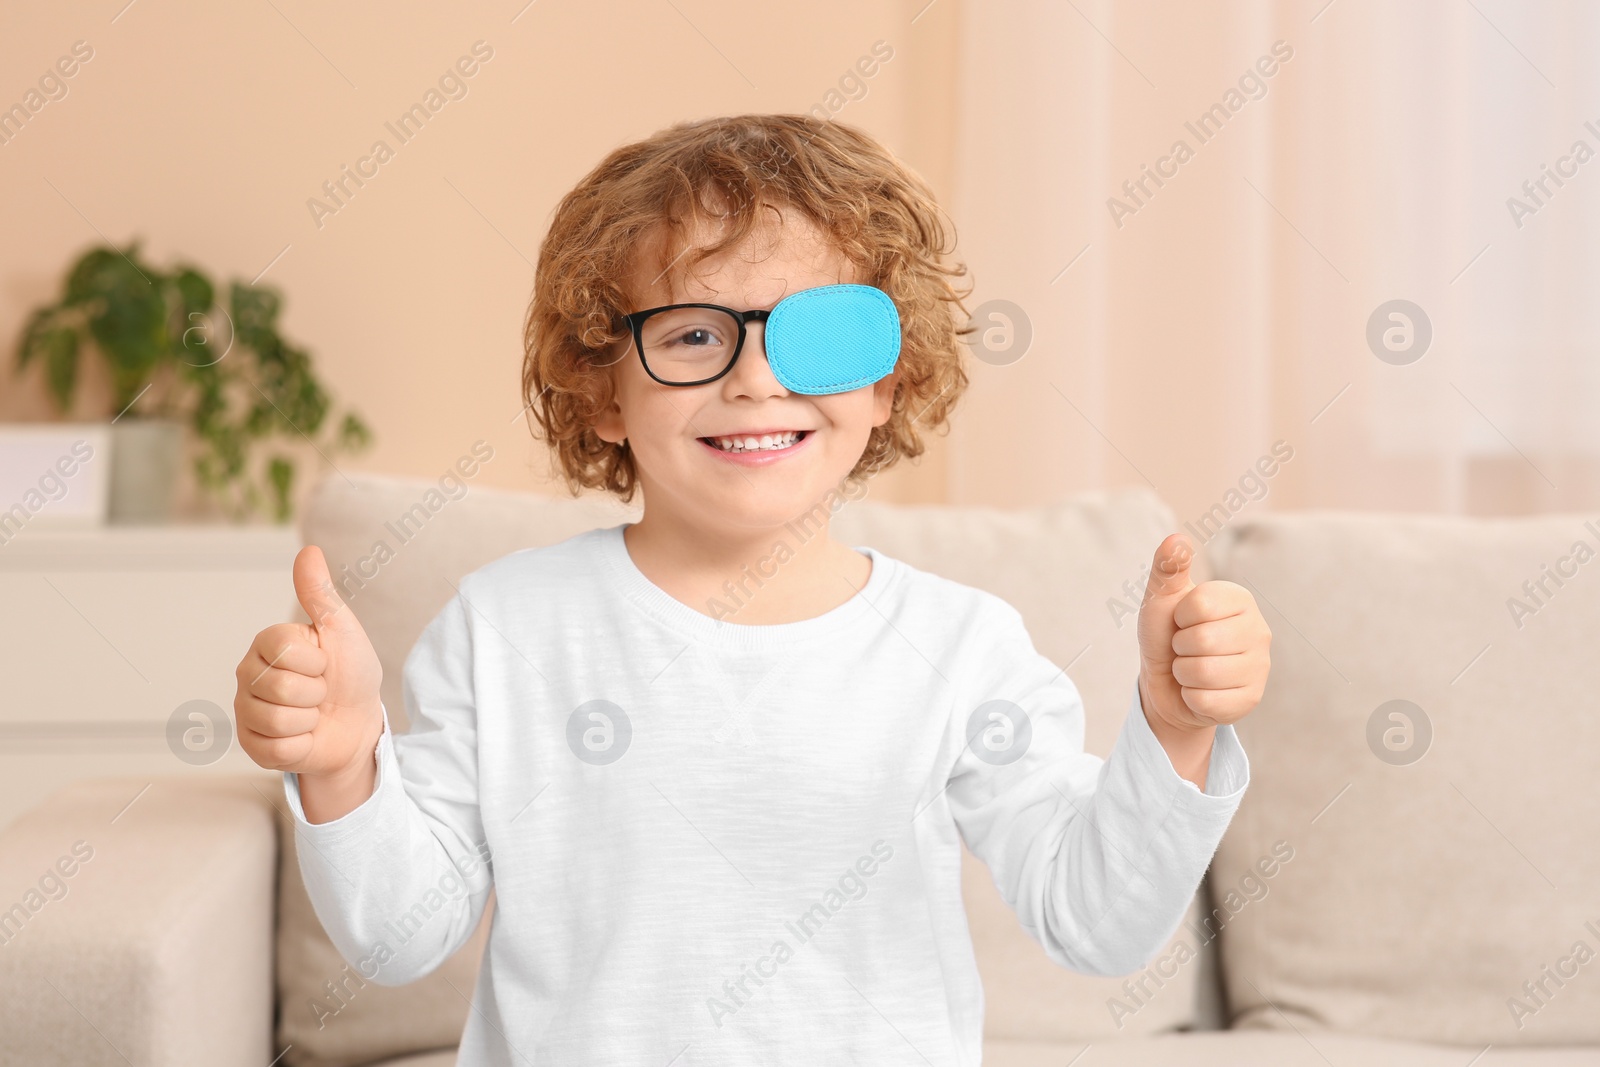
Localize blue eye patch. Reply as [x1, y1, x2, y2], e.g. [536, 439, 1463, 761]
[763, 284, 901, 395]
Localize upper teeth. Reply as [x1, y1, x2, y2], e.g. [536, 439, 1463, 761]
[711, 431, 801, 453]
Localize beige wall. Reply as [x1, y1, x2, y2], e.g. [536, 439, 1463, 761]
[0, 0, 958, 513]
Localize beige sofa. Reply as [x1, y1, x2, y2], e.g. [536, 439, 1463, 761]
[2, 473, 1597, 1066]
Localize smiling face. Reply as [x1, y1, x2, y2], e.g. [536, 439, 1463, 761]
[592, 208, 896, 537]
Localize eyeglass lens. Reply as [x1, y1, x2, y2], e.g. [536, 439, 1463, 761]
[637, 307, 745, 383]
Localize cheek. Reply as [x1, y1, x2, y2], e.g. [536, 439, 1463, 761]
[815, 392, 880, 436]
[620, 384, 719, 456]
[632, 401, 690, 445]
[611, 365, 682, 437]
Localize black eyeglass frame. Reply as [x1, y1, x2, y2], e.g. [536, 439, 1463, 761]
[618, 303, 772, 388]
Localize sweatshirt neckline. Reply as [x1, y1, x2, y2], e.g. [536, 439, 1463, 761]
[595, 522, 895, 651]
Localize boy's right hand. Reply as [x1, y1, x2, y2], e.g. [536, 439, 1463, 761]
[234, 545, 384, 782]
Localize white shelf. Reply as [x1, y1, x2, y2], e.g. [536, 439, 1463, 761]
[0, 523, 303, 832]
[0, 523, 300, 569]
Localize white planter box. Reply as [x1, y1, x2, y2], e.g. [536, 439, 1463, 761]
[0, 424, 113, 539]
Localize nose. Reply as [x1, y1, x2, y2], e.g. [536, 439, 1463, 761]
[724, 319, 789, 398]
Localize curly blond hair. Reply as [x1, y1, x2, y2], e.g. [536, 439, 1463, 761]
[521, 113, 973, 502]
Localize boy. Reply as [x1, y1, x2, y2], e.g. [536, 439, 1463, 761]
[234, 114, 1270, 1065]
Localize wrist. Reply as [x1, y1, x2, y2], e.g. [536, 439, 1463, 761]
[335, 716, 384, 781]
[1138, 671, 1216, 789]
[311, 709, 383, 786]
[1138, 670, 1207, 732]
[300, 725, 380, 826]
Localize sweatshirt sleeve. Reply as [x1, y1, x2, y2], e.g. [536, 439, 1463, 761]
[946, 599, 1249, 978]
[280, 586, 492, 986]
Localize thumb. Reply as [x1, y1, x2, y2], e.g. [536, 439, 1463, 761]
[293, 545, 355, 638]
[1143, 532, 1196, 602]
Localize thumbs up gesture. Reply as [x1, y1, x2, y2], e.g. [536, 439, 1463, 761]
[1136, 533, 1272, 734]
[234, 545, 384, 781]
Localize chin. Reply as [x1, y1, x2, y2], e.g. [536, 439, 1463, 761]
[723, 493, 823, 531]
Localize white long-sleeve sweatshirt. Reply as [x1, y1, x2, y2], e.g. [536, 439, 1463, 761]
[283, 522, 1249, 1066]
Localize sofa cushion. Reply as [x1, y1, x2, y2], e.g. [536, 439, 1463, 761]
[300, 473, 1209, 1041]
[369, 1032, 1600, 1067]
[367, 1053, 459, 1067]
[1205, 511, 1600, 1045]
[0, 775, 278, 1067]
[987, 1031, 1600, 1066]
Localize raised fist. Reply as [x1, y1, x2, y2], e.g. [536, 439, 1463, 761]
[234, 545, 383, 779]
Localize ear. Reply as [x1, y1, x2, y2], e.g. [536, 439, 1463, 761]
[592, 347, 628, 444]
[870, 371, 898, 427]
[593, 400, 626, 445]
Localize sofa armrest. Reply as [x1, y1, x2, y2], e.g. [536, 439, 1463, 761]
[0, 773, 282, 1067]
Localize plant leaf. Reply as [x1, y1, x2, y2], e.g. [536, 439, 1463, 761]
[230, 282, 281, 348]
[267, 456, 293, 522]
[15, 307, 54, 373]
[63, 247, 126, 306]
[339, 413, 372, 451]
[42, 327, 80, 411]
[173, 268, 213, 315]
[87, 258, 163, 363]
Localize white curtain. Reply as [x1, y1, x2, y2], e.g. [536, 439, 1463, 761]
[945, 0, 1600, 517]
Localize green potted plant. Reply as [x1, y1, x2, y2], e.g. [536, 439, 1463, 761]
[13, 241, 371, 522]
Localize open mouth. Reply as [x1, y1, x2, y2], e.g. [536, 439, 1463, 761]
[698, 430, 809, 454]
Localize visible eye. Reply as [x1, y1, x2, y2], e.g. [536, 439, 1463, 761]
[648, 316, 733, 350]
[673, 327, 720, 347]
[640, 308, 739, 354]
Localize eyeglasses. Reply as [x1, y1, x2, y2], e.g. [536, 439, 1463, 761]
[617, 283, 901, 396]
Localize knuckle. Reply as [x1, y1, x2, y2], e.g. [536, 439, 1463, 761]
[240, 732, 273, 767]
[256, 735, 303, 769]
[1174, 655, 1210, 686]
[256, 697, 297, 729]
[256, 703, 288, 734]
[253, 740, 287, 769]
[283, 709, 312, 737]
[1184, 685, 1229, 716]
[238, 699, 271, 732]
[252, 670, 286, 704]
[1185, 588, 1218, 618]
[1201, 582, 1241, 613]
[1203, 585, 1235, 617]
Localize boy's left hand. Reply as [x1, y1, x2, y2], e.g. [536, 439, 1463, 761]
[1136, 532, 1272, 733]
